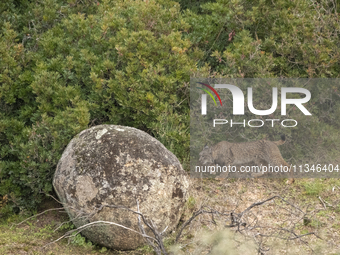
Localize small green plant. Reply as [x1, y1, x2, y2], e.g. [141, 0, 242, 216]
[303, 180, 324, 196]
[317, 211, 327, 217]
[186, 196, 196, 209]
[99, 246, 107, 253]
[70, 233, 94, 249]
[311, 219, 324, 228]
[57, 222, 75, 231]
[300, 229, 309, 235]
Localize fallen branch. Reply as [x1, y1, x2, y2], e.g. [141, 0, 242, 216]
[11, 207, 65, 229]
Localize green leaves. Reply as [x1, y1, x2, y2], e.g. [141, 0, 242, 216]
[1, 0, 340, 212]
[0, 0, 199, 211]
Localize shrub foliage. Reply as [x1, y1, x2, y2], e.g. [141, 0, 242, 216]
[1, 0, 340, 211]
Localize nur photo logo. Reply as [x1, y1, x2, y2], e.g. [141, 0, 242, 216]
[190, 78, 340, 179]
[196, 81, 312, 128]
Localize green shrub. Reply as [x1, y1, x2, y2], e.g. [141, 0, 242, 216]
[184, 0, 340, 78]
[186, 0, 340, 167]
[0, 0, 201, 211]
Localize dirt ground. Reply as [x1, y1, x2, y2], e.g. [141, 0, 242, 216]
[1, 177, 340, 254]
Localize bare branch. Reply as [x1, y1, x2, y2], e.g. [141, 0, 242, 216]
[43, 220, 158, 248]
[11, 207, 65, 229]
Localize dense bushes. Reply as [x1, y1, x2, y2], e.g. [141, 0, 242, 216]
[0, 0, 200, 211]
[182, 0, 340, 77]
[1, 0, 340, 212]
[184, 0, 340, 167]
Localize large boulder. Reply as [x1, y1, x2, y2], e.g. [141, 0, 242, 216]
[53, 125, 190, 250]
